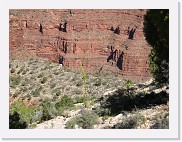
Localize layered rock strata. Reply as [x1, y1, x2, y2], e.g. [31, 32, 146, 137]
[9, 9, 151, 81]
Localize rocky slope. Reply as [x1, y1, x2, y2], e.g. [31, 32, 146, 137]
[9, 59, 169, 129]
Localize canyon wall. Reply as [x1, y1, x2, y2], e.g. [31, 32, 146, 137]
[9, 9, 151, 81]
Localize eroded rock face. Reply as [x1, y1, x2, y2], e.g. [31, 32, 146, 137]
[9, 9, 151, 81]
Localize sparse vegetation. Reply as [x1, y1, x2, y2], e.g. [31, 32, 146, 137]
[9, 59, 169, 129]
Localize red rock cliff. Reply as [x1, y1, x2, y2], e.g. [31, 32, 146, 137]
[9, 9, 151, 81]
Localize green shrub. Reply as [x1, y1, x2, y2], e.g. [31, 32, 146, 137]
[17, 67, 24, 74]
[55, 91, 61, 96]
[76, 110, 99, 129]
[10, 76, 21, 86]
[31, 86, 42, 97]
[50, 83, 56, 89]
[52, 95, 59, 102]
[52, 88, 61, 94]
[40, 99, 55, 121]
[9, 111, 27, 129]
[38, 73, 44, 78]
[151, 113, 169, 129]
[102, 115, 109, 121]
[22, 69, 27, 75]
[94, 78, 102, 86]
[10, 100, 39, 126]
[52, 88, 61, 96]
[21, 81, 26, 86]
[10, 68, 15, 73]
[21, 87, 28, 93]
[66, 110, 99, 129]
[76, 81, 83, 87]
[54, 72, 59, 75]
[102, 81, 107, 85]
[55, 95, 74, 112]
[94, 107, 111, 117]
[74, 89, 82, 95]
[41, 77, 47, 84]
[125, 80, 133, 89]
[29, 71, 34, 74]
[74, 96, 88, 103]
[12, 92, 19, 98]
[65, 118, 77, 129]
[113, 113, 144, 129]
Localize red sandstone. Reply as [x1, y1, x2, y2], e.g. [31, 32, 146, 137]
[9, 9, 151, 81]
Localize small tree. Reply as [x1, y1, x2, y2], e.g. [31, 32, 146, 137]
[143, 10, 169, 86]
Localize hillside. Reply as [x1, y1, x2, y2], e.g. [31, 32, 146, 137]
[9, 59, 169, 129]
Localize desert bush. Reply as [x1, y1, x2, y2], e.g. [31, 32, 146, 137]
[74, 89, 82, 95]
[12, 92, 19, 98]
[94, 78, 101, 86]
[10, 100, 39, 127]
[94, 107, 111, 117]
[76, 81, 83, 87]
[10, 76, 21, 86]
[9, 111, 27, 129]
[10, 68, 15, 73]
[125, 80, 133, 89]
[150, 113, 169, 129]
[52, 95, 59, 102]
[71, 74, 78, 81]
[54, 72, 59, 75]
[102, 115, 109, 121]
[105, 84, 111, 89]
[102, 80, 107, 85]
[22, 68, 28, 75]
[21, 81, 27, 87]
[41, 77, 47, 84]
[113, 113, 144, 129]
[31, 87, 42, 97]
[55, 95, 74, 115]
[65, 118, 77, 129]
[50, 83, 56, 89]
[9, 63, 12, 68]
[76, 110, 99, 129]
[17, 67, 24, 74]
[55, 91, 61, 96]
[66, 110, 99, 129]
[40, 99, 54, 121]
[20, 87, 28, 93]
[38, 73, 44, 78]
[74, 96, 88, 104]
[52, 88, 61, 94]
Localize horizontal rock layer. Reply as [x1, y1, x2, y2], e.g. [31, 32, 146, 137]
[9, 9, 152, 81]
